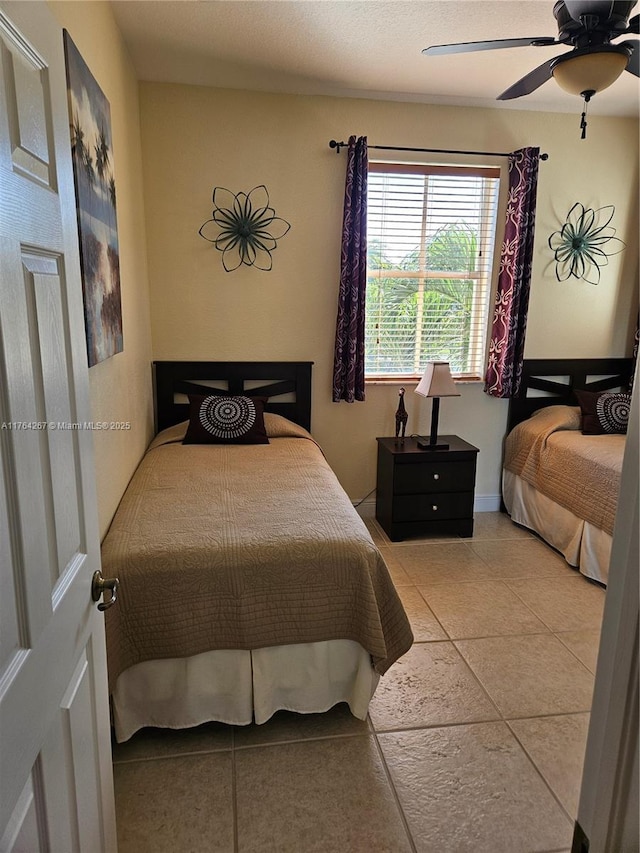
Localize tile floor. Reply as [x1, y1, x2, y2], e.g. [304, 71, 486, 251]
[112, 512, 605, 853]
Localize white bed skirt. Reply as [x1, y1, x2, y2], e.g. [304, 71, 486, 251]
[502, 470, 611, 585]
[111, 639, 379, 742]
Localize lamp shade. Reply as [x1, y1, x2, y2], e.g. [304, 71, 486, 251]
[415, 362, 460, 398]
[551, 48, 629, 96]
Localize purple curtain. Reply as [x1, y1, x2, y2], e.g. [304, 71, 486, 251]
[332, 135, 368, 402]
[484, 147, 540, 398]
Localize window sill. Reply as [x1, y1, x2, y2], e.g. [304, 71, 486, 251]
[365, 376, 484, 386]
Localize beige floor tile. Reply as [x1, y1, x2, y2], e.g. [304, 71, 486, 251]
[235, 735, 412, 852]
[472, 511, 535, 540]
[420, 580, 550, 639]
[392, 541, 498, 585]
[455, 634, 594, 718]
[378, 547, 414, 586]
[233, 703, 369, 748]
[368, 641, 499, 731]
[509, 713, 590, 818]
[505, 575, 605, 632]
[112, 721, 233, 763]
[114, 752, 233, 853]
[555, 630, 602, 673]
[378, 722, 573, 853]
[469, 538, 576, 580]
[396, 586, 448, 641]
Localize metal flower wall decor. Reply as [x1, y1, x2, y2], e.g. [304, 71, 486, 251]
[548, 203, 625, 285]
[199, 185, 290, 272]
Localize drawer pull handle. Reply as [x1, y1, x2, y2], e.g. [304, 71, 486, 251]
[433, 473, 440, 480]
[432, 505, 438, 511]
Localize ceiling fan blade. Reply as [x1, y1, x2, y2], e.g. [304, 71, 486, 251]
[422, 37, 558, 56]
[497, 57, 558, 100]
[623, 38, 640, 73]
[623, 12, 639, 32]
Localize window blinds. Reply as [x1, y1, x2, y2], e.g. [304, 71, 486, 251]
[365, 163, 501, 379]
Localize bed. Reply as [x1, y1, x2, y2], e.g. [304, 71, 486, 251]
[502, 358, 633, 585]
[102, 361, 413, 742]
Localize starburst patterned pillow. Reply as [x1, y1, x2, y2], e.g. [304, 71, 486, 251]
[183, 394, 269, 444]
[574, 389, 630, 435]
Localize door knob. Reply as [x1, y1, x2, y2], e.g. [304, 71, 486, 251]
[92, 570, 119, 611]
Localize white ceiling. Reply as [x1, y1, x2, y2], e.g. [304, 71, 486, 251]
[110, 0, 640, 117]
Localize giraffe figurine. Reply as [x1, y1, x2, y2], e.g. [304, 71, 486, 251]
[395, 387, 408, 442]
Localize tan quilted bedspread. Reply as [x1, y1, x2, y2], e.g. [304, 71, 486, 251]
[504, 405, 625, 536]
[102, 414, 413, 691]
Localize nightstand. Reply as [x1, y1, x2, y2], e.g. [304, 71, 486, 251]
[375, 435, 479, 541]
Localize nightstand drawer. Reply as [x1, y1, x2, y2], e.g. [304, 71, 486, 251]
[393, 492, 474, 522]
[394, 460, 475, 495]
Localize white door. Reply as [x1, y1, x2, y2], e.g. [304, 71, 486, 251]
[574, 379, 639, 850]
[0, 2, 116, 851]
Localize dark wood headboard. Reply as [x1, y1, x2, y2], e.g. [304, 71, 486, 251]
[506, 358, 633, 434]
[153, 361, 313, 433]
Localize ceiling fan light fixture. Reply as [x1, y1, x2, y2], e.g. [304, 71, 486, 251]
[551, 47, 629, 94]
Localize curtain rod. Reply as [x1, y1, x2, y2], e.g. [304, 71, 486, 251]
[328, 139, 549, 160]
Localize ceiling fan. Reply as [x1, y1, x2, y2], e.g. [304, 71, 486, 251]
[423, 1, 639, 109]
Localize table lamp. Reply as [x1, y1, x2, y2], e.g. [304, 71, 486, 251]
[414, 361, 460, 450]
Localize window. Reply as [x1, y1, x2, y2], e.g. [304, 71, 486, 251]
[365, 163, 501, 380]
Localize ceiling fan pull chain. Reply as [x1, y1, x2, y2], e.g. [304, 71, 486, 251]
[580, 89, 594, 139]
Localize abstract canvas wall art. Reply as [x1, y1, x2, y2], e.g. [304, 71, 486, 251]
[63, 31, 122, 366]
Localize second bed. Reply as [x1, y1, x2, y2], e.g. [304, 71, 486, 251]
[502, 358, 632, 585]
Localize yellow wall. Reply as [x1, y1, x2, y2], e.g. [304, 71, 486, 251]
[139, 82, 638, 505]
[49, 1, 154, 537]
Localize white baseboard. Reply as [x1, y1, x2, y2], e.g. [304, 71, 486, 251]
[354, 498, 376, 519]
[354, 494, 502, 518]
[474, 494, 502, 512]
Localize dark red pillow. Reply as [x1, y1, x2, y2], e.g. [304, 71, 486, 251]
[574, 389, 630, 435]
[183, 394, 269, 444]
